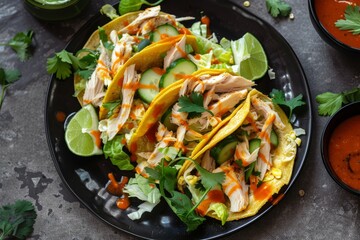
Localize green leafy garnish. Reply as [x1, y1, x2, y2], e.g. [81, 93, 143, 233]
[0, 31, 34, 61]
[102, 100, 121, 118]
[270, 89, 306, 120]
[75, 49, 100, 80]
[265, 0, 292, 18]
[146, 158, 224, 231]
[98, 27, 114, 51]
[316, 87, 360, 116]
[46, 50, 80, 80]
[335, 5, 360, 35]
[100, 4, 120, 20]
[103, 135, 134, 170]
[119, 0, 165, 15]
[178, 92, 214, 118]
[0, 67, 21, 111]
[0, 200, 37, 240]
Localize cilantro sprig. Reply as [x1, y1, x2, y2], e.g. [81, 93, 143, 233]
[0, 30, 34, 61]
[335, 5, 360, 35]
[178, 92, 214, 118]
[316, 87, 360, 116]
[145, 158, 224, 231]
[265, 0, 292, 18]
[270, 89, 306, 120]
[0, 200, 37, 240]
[0, 67, 21, 111]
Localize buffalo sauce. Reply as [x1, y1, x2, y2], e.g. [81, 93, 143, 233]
[196, 189, 225, 216]
[328, 115, 360, 190]
[106, 173, 130, 210]
[314, 0, 360, 48]
[253, 182, 273, 201]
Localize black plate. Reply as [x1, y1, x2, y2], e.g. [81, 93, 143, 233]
[45, 0, 312, 239]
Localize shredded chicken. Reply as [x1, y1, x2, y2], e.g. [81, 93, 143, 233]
[139, 14, 176, 35]
[251, 96, 285, 130]
[106, 64, 140, 140]
[234, 139, 259, 167]
[163, 35, 187, 69]
[201, 150, 216, 172]
[208, 89, 248, 116]
[147, 125, 176, 166]
[110, 32, 135, 75]
[213, 163, 249, 212]
[197, 73, 255, 92]
[83, 42, 111, 106]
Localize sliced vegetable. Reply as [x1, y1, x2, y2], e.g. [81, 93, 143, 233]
[210, 135, 238, 165]
[159, 58, 197, 88]
[270, 130, 279, 148]
[137, 39, 151, 52]
[138, 68, 162, 104]
[161, 107, 178, 132]
[249, 138, 261, 153]
[150, 24, 179, 42]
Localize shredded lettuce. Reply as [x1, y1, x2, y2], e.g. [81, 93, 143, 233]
[188, 50, 213, 69]
[73, 78, 86, 97]
[158, 147, 179, 161]
[190, 22, 207, 37]
[103, 135, 134, 170]
[195, 35, 233, 64]
[230, 37, 250, 75]
[127, 202, 158, 220]
[207, 202, 228, 225]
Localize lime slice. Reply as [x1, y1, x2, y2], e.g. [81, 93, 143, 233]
[237, 33, 268, 81]
[65, 104, 103, 156]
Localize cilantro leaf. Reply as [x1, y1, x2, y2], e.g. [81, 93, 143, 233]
[0, 200, 37, 240]
[102, 100, 121, 118]
[190, 159, 224, 190]
[46, 50, 80, 80]
[316, 88, 360, 116]
[0, 67, 21, 111]
[266, 0, 292, 18]
[103, 135, 134, 170]
[335, 6, 360, 35]
[270, 89, 306, 120]
[178, 92, 213, 118]
[5, 30, 34, 61]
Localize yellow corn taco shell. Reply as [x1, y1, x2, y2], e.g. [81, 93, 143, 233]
[178, 89, 297, 221]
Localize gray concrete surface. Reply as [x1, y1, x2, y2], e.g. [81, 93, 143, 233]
[1, 0, 360, 239]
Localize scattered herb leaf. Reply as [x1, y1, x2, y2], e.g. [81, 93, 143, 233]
[119, 0, 165, 15]
[265, 0, 292, 18]
[0, 67, 21, 111]
[0, 200, 37, 240]
[270, 89, 306, 120]
[98, 27, 114, 51]
[178, 92, 213, 118]
[335, 5, 360, 35]
[316, 87, 360, 116]
[0, 31, 34, 61]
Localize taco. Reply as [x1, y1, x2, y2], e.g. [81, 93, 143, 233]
[127, 69, 255, 174]
[75, 6, 193, 107]
[176, 89, 297, 222]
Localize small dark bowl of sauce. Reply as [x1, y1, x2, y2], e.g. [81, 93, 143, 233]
[321, 101, 360, 195]
[308, 0, 360, 53]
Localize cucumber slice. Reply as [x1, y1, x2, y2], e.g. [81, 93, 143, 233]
[137, 39, 151, 52]
[161, 107, 178, 132]
[210, 135, 238, 165]
[159, 58, 197, 88]
[137, 68, 162, 104]
[249, 138, 261, 153]
[150, 24, 179, 42]
[270, 130, 278, 148]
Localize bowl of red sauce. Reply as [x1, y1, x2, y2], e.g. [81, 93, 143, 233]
[321, 101, 360, 195]
[308, 0, 360, 53]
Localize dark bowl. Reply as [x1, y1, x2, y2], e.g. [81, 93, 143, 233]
[308, 0, 360, 54]
[321, 101, 360, 195]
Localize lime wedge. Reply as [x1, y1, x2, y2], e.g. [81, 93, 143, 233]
[232, 33, 268, 81]
[65, 104, 103, 156]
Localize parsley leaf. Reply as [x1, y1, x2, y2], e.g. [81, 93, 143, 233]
[335, 5, 360, 35]
[178, 92, 213, 118]
[102, 100, 121, 118]
[1, 30, 34, 61]
[103, 135, 134, 170]
[75, 49, 100, 80]
[0, 200, 37, 240]
[270, 89, 306, 120]
[316, 87, 360, 116]
[0, 67, 21, 111]
[266, 0, 292, 18]
[190, 159, 224, 190]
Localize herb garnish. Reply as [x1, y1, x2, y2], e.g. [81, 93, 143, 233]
[145, 158, 224, 231]
[119, 0, 165, 15]
[103, 135, 134, 170]
[265, 0, 292, 18]
[178, 92, 214, 118]
[270, 89, 306, 120]
[0, 30, 34, 61]
[0, 67, 21, 110]
[335, 5, 360, 35]
[316, 87, 360, 116]
[102, 100, 121, 118]
[0, 200, 37, 240]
